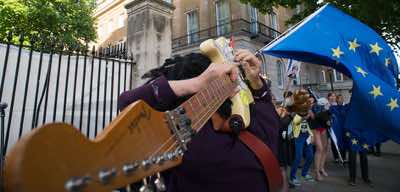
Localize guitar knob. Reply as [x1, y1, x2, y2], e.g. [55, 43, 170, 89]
[139, 178, 154, 192]
[154, 173, 166, 191]
[98, 168, 117, 184]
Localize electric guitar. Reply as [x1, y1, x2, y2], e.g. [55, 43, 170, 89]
[4, 38, 278, 192]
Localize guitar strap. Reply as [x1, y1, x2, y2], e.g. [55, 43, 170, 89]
[238, 131, 283, 192]
[215, 113, 282, 192]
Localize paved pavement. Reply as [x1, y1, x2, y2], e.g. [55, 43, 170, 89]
[289, 141, 400, 192]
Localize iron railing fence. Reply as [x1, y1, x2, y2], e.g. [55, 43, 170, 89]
[0, 32, 136, 155]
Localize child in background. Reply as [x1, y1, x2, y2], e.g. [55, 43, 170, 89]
[289, 89, 315, 186]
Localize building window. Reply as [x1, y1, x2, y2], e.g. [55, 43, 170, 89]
[268, 11, 278, 38]
[216, 0, 230, 36]
[118, 14, 125, 28]
[186, 10, 199, 44]
[321, 70, 327, 83]
[333, 69, 344, 82]
[277, 60, 284, 87]
[248, 5, 258, 34]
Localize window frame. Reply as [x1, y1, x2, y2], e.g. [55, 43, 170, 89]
[248, 4, 259, 34]
[215, 0, 231, 36]
[333, 69, 344, 82]
[268, 11, 278, 38]
[186, 10, 200, 44]
[277, 60, 284, 88]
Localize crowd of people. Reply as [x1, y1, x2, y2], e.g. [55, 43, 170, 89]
[273, 90, 377, 191]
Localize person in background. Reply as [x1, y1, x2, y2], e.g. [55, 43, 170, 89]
[275, 91, 296, 191]
[370, 143, 382, 156]
[289, 90, 315, 186]
[332, 94, 348, 162]
[327, 92, 341, 163]
[348, 139, 373, 187]
[309, 96, 330, 181]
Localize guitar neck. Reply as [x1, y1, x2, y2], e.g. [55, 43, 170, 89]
[178, 75, 236, 131]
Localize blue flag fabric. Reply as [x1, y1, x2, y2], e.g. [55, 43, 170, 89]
[329, 104, 349, 150]
[262, 4, 400, 151]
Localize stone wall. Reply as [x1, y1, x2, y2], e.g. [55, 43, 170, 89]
[126, 0, 174, 87]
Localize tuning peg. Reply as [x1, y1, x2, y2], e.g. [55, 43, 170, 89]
[154, 173, 166, 191]
[155, 155, 165, 164]
[139, 178, 154, 192]
[98, 168, 117, 184]
[166, 152, 174, 160]
[141, 159, 152, 169]
[123, 162, 139, 175]
[65, 176, 91, 192]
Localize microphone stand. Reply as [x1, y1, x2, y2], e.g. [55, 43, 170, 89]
[0, 102, 7, 190]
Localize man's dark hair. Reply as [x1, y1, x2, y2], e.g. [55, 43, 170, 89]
[142, 53, 232, 118]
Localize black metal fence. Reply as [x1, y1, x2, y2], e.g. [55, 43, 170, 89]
[172, 19, 280, 51]
[0, 32, 136, 156]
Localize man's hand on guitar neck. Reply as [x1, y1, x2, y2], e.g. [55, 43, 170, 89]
[234, 49, 263, 90]
[169, 62, 239, 97]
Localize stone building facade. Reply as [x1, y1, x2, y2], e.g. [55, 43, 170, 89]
[93, 0, 352, 101]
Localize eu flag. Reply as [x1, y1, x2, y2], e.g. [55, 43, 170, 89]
[262, 4, 400, 151]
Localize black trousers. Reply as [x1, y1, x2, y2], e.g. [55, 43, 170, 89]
[348, 150, 369, 181]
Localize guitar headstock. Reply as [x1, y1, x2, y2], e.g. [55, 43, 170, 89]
[5, 100, 190, 192]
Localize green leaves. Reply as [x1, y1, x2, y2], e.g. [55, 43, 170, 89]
[0, 0, 96, 50]
[240, 0, 400, 48]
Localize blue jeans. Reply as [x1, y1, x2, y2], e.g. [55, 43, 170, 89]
[290, 133, 314, 180]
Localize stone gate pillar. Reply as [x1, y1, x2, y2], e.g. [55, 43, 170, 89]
[125, 0, 174, 87]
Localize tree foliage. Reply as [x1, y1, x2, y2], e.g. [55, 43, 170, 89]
[240, 0, 400, 49]
[0, 0, 96, 50]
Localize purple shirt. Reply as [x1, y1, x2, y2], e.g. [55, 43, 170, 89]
[118, 76, 280, 192]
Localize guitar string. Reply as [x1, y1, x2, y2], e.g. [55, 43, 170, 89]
[145, 77, 234, 162]
[146, 86, 223, 159]
[146, 97, 216, 160]
[157, 77, 236, 157]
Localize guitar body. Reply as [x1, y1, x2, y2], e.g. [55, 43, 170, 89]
[200, 37, 254, 128]
[5, 101, 181, 192]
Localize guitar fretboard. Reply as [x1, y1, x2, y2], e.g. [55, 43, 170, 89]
[178, 75, 237, 131]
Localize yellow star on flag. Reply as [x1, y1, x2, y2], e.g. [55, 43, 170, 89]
[363, 144, 369, 150]
[348, 39, 360, 52]
[332, 46, 344, 58]
[351, 138, 358, 145]
[386, 98, 399, 111]
[355, 66, 368, 77]
[385, 58, 391, 67]
[345, 132, 351, 137]
[369, 42, 383, 56]
[369, 85, 383, 99]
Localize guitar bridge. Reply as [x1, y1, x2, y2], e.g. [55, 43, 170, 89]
[165, 106, 195, 151]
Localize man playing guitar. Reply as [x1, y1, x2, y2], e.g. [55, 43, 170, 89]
[118, 49, 280, 192]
